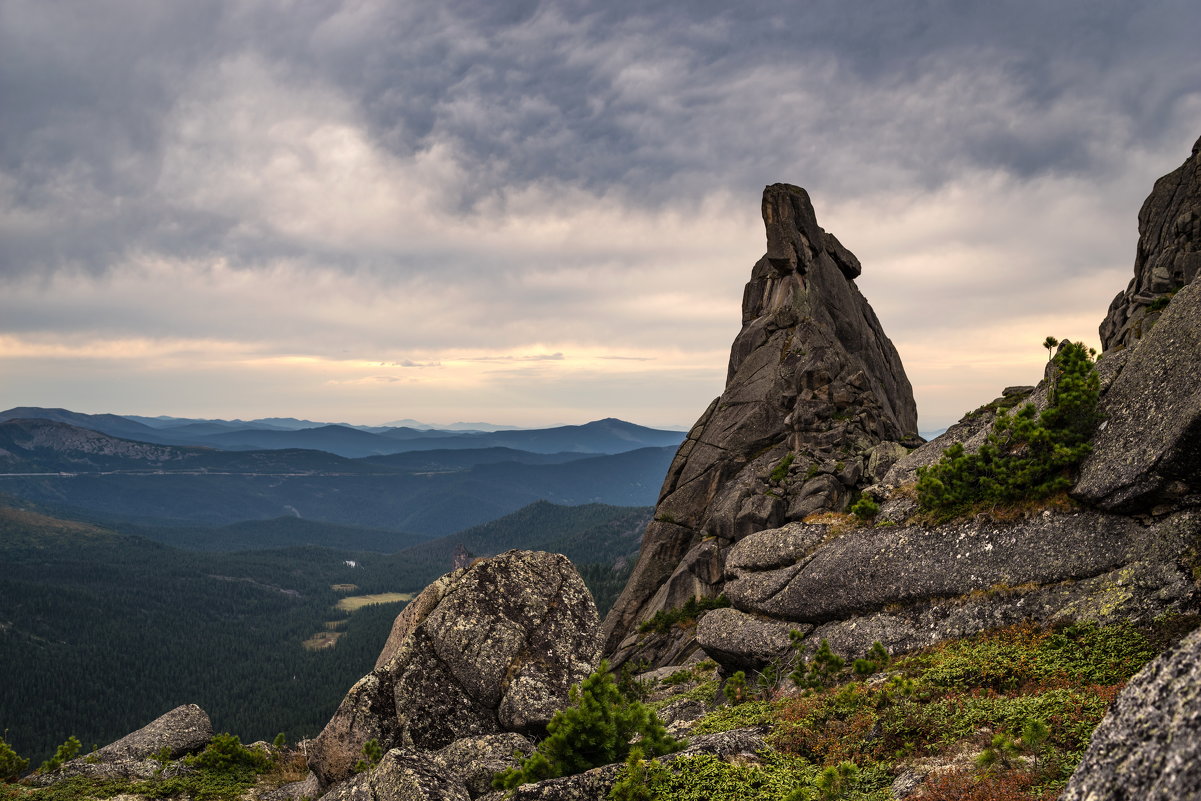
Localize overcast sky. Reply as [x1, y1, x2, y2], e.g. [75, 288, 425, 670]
[2, 1, 1199, 431]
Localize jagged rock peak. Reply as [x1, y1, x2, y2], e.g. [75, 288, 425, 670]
[601, 184, 918, 668]
[1100, 134, 1201, 351]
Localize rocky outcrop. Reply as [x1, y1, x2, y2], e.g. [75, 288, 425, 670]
[30, 704, 212, 785]
[603, 184, 918, 668]
[698, 509, 1198, 669]
[1074, 277, 1201, 511]
[1100, 134, 1201, 351]
[1060, 626, 1201, 801]
[310, 550, 600, 790]
[317, 735, 537, 801]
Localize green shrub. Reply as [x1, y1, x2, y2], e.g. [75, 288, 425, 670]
[723, 671, 748, 705]
[639, 595, 731, 634]
[853, 642, 890, 677]
[916, 341, 1099, 520]
[791, 640, 846, 690]
[493, 660, 684, 790]
[770, 453, 796, 483]
[186, 733, 269, 774]
[609, 747, 654, 801]
[37, 736, 80, 773]
[1147, 290, 1176, 312]
[353, 738, 383, 773]
[850, 497, 879, 521]
[0, 734, 28, 781]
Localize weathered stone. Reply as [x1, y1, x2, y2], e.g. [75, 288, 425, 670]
[1100, 134, 1201, 350]
[94, 703, 212, 762]
[311, 551, 600, 788]
[724, 521, 827, 573]
[1074, 278, 1201, 511]
[436, 734, 535, 799]
[725, 510, 1192, 624]
[318, 747, 470, 801]
[865, 441, 909, 482]
[805, 554, 1196, 661]
[262, 772, 322, 801]
[696, 607, 808, 670]
[1060, 626, 1201, 801]
[31, 704, 213, 785]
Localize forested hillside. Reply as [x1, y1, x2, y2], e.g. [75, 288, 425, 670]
[0, 500, 650, 764]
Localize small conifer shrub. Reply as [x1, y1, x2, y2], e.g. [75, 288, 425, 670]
[0, 734, 29, 781]
[850, 496, 879, 520]
[916, 340, 1099, 520]
[353, 738, 383, 773]
[493, 660, 684, 790]
[37, 736, 81, 773]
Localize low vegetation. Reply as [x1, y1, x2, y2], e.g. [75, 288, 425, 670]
[639, 596, 731, 634]
[494, 660, 685, 790]
[603, 617, 1191, 801]
[0, 733, 291, 801]
[915, 341, 1099, 522]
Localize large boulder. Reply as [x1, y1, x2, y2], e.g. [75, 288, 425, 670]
[1074, 277, 1201, 511]
[309, 550, 601, 788]
[604, 184, 918, 668]
[28, 703, 212, 785]
[1060, 626, 1201, 801]
[691, 508, 1199, 670]
[1099, 134, 1201, 351]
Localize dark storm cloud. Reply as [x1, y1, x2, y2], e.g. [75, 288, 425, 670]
[3, 0, 1198, 281]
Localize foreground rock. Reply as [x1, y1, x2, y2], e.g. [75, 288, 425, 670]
[29, 704, 212, 785]
[310, 550, 601, 789]
[1074, 277, 1201, 511]
[693, 508, 1198, 669]
[604, 184, 919, 668]
[1060, 626, 1201, 801]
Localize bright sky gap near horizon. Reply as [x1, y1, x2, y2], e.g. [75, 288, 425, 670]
[2, 2, 1200, 432]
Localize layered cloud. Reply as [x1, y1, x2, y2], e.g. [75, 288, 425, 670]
[1, 0, 1199, 427]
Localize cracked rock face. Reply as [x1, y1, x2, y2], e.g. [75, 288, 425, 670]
[1074, 276, 1201, 512]
[1100, 134, 1201, 351]
[603, 184, 917, 668]
[309, 551, 600, 788]
[1060, 626, 1201, 801]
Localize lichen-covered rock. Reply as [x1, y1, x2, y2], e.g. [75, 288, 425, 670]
[310, 551, 600, 788]
[1074, 277, 1201, 511]
[30, 704, 212, 785]
[696, 607, 808, 670]
[725, 511, 1160, 622]
[317, 747, 471, 801]
[604, 184, 918, 668]
[436, 734, 535, 799]
[1100, 134, 1201, 351]
[1060, 626, 1201, 801]
[708, 507, 1198, 661]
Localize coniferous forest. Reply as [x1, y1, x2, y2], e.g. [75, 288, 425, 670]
[0, 500, 645, 763]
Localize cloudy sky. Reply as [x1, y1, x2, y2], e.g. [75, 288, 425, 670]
[2, 1, 1199, 431]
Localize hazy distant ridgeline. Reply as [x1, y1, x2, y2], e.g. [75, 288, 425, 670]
[0, 411, 681, 535]
[0, 408, 685, 458]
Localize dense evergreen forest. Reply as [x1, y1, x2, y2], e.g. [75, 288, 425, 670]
[0, 500, 646, 763]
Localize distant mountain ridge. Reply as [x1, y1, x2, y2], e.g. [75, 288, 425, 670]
[0, 408, 684, 458]
[0, 417, 677, 534]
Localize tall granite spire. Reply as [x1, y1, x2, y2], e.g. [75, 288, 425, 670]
[602, 184, 918, 666]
